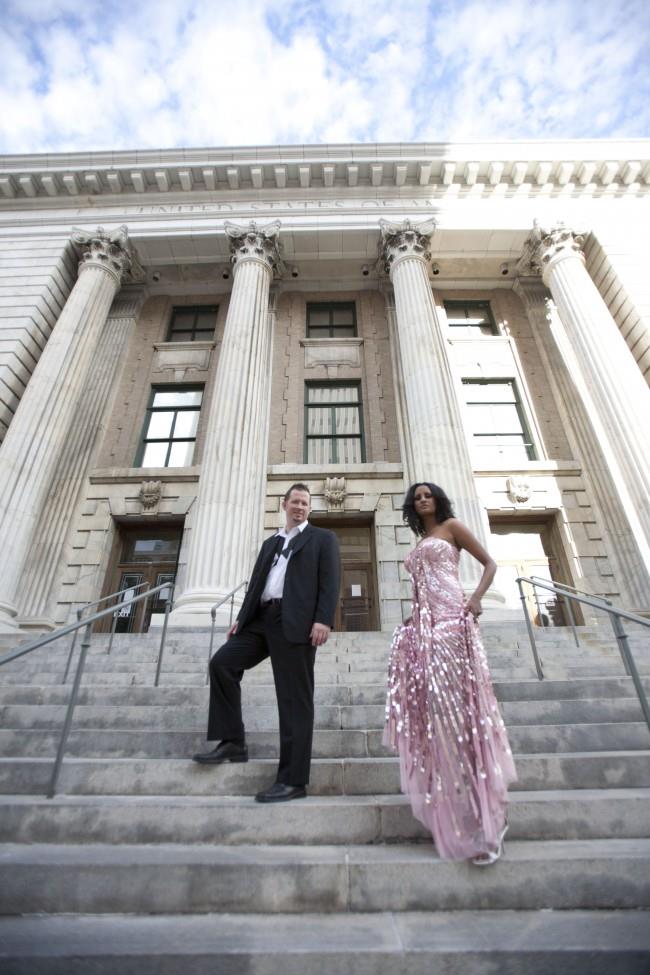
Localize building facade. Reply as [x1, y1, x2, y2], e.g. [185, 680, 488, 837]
[0, 140, 649, 635]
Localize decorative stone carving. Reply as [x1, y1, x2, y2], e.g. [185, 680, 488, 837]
[225, 220, 284, 276]
[153, 341, 214, 382]
[71, 225, 144, 284]
[324, 476, 346, 511]
[301, 338, 363, 378]
[379, 218, 436, 274]
[506, 476, 533, 504]
[519, 220, 586, 277]
[139, 480, 162, 511]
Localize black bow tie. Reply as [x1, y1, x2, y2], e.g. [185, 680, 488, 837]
[271, 533, 299, 563]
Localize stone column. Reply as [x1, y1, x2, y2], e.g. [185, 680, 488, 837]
[170, 221, 281, 626]
[16, 286, 148, 629]
[0, 227, 139, 632]
[380, 218, 497, 597]
[523, 223, 650, 606]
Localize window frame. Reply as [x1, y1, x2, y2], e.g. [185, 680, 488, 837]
[462, 378, 537, 462]
[306, 301, 358, 339]
[304, 380, 366, 464]
[136, 384, 204, 468]
[166, 305, 218, 343]
[444, 300, 499, 337]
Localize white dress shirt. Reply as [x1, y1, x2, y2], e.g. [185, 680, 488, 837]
[261, 521, 308, 603]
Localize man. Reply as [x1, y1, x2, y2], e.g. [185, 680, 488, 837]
[192, 483, 341, 803]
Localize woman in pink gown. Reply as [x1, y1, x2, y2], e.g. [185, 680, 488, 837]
[384, 482, 517, 864]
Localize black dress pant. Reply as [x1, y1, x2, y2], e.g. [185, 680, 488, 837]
[207, 602, 316, 786]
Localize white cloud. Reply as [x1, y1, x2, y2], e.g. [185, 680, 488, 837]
[0, 0, 648, 154]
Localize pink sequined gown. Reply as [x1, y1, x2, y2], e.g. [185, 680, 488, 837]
[384, 537, 517, 860]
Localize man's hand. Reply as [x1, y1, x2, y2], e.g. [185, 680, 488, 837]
[309, 622, 331, 647]
[227, 622, 239, 639]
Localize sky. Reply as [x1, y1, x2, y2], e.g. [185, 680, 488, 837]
[0, 0, 649, 155]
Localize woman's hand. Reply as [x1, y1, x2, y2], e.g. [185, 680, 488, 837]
[464, 595, 483, 620]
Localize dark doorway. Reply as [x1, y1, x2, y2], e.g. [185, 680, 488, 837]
[310, 516, 379, 631]
[100, 522, 182, 633]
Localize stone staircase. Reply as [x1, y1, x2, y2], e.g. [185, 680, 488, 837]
[1, 623, 650, 972]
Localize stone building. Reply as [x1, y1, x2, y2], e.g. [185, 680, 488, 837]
[0, 140, 649, 635]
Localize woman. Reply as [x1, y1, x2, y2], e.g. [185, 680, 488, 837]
[384, 482, 516, 864]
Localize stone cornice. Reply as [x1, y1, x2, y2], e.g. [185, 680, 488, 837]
[1, 140, 649, 203]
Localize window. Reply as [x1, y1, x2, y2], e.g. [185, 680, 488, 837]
[445, 300, 498, 337]
[305, 383, 365, 463]
[137, 387, 203, 468]
[462, 380, 536, 463]
[166, 305, 217, 342]
[306, 302, 357, 338]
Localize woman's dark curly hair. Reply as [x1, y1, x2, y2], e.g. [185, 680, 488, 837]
[402, 482, 455, 537]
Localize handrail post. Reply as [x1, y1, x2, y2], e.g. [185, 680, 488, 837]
[564, 595, 580, 647]
[517, 579, 544, 680]
[207, 608, 216, 685]
[533, 584, 545, 627]
[154, 584, 174, 688]
[609, 612, 632, 678]
[62, 608, 84, 684]
[610, 613, 650, 736]
[48, 620, 93, 798]
[107, 606, 119, 655]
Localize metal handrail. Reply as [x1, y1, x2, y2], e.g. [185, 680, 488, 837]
[207, 581, 248, 681]
[0, 581, 174, 798]
[62, 581, 150, 683]
[529, 575, 615, 648]
[529, 576, 608, 604]
[517, 575, 650, 736]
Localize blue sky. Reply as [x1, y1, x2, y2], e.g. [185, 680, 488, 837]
[1, 0, 649, 154]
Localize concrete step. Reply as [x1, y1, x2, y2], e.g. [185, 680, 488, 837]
[10, 639, 633, 659]
[2, 720, 649, 759]
[2, 674, 649, 706]
[0, 910, 650, 975]
[0, 685, 644, 729]
[1, 910, 649, 975]
[2, 752, 650, 796]
[2, 698, 647, 733]
[0, 789, 648, 845]
[5, 661, 642, 685]
[1, 839, 649, 914]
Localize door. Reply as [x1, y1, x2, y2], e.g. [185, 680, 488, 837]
[310, 518, 379, 631]
[489, 521, 570, 626]
[100, 525, 182, 633]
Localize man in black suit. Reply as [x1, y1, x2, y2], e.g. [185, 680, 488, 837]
[192, 483, 341, 802]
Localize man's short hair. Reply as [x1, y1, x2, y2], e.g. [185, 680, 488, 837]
[284, 482, 311, 502]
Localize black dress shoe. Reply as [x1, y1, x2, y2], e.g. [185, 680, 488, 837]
[192, 741, 248, 764]
[255, 782, 307, 803]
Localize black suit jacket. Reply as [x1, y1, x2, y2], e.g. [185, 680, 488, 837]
[237, 524, 341, 644]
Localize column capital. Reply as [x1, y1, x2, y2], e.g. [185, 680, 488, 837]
[518, 220, 587, 281]
[379, 218, 436, 275]
[225, 220, 284, 276]
[71, 225, 143, 285]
